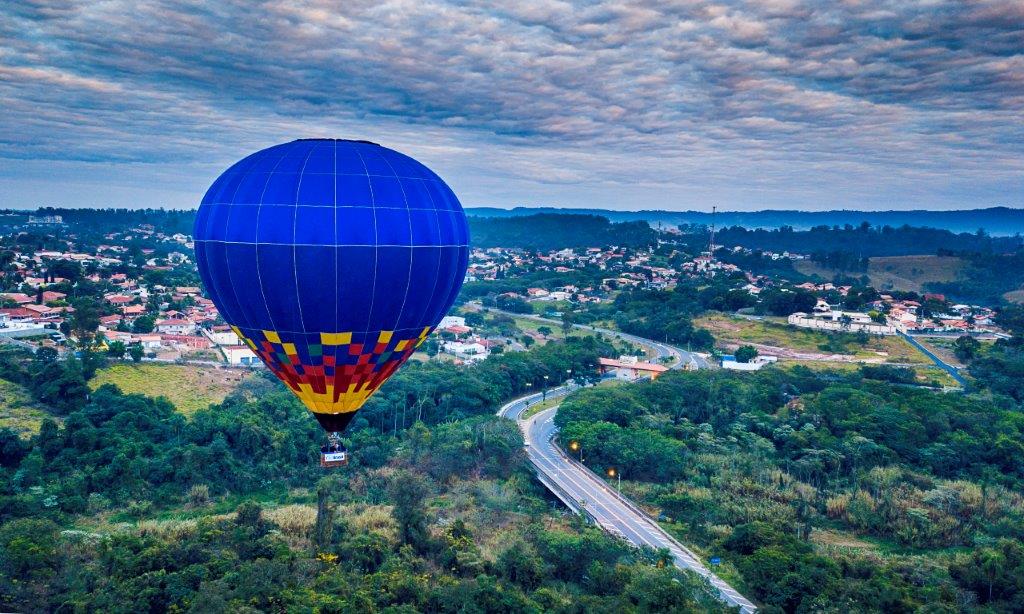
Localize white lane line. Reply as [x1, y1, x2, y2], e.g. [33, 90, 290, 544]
[527, 424, 753, 610]
[515, 397, 755, 612]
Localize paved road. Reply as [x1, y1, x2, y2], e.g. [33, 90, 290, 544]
[497, 389, 756, 613]
[899, 332, 968, 387]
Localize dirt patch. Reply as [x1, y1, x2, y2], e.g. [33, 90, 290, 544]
[812, 529, 877, 550]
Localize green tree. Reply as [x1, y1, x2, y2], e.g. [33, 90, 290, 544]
[953, 335, 980, 362]
[107, 340, 126, 358]
[388, 470, 430, 551]
[128, 343, 145, 362]
[561, 312, 575, 335]
[735, 345, 759, 363]
[68, 298, 101, 346]
[132, 314, 156, 333]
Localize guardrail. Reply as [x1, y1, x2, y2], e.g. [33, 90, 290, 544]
[540, 421, 756, 613]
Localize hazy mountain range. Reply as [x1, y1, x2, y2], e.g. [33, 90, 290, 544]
[466, 206, 1024, 236]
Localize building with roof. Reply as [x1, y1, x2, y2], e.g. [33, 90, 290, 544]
[598, 356, 669, 381]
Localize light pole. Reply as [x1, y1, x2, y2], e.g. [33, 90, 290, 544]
[566, 368, 573, 389]
[607, 467, 621, 493]
[569, 440, 583, 463]
[542, 374, 550, 401]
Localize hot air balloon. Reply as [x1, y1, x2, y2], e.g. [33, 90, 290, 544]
[194, 139, 469, 466]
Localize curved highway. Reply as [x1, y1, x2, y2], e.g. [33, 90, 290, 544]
[498, 389, 755, 613]
[494, 324, 755, 612]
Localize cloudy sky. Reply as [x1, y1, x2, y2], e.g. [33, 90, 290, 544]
[1, 0, 1021, 211]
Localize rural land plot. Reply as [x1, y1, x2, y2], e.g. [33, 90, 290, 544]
[90, 363, 256, 415]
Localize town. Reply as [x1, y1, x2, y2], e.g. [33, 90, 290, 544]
[0, 213, 1007, 385]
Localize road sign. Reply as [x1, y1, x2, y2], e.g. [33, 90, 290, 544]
[710, 557, 721, 565]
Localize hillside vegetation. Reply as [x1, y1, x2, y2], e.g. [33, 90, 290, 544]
[89, 363, 255, 415]
[795, 255, 966, 292]
[0, 378, 55, 437]
[468, 213, 657, 250]
[555, 368, 1024, 612]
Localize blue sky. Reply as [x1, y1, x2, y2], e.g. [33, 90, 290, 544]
[0, 0, 1021, 211]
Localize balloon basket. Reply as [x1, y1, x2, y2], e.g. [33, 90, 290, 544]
[320, 452, 348, 468]
[320, 433, 348, 468]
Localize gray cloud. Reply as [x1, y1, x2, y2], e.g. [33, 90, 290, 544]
[0, 0, 1021, 210]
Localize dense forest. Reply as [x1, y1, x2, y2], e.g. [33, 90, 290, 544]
[0, 208, 196, 237]
[554, 366, 1024, 612]
[0, 335, 740, 612]
[927, 249, 1024, 305]
[466, 206, 1024, 236]
[468, 214, 658, 250]
[688, 223, 1022, 258]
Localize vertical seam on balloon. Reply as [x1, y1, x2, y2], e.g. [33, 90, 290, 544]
[421, 179, 448, 327]
[379, 152, 414, 333]
[253, 147, 290, 333]
[292, 144, 316, 335]
[219, 155, 262, 332]
[333, 140, 339, 337]
[437, 185, 468, 315]
[352, 144, 377, 334]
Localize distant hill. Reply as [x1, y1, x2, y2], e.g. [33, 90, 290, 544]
[795, 255, 967, 293]
[467, 206, 1024, 236]
[468, 213, 656, 250]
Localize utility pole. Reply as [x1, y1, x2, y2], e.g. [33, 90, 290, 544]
[708, 205, 717, 262]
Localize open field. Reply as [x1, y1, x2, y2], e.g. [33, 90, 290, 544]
[90, 363, 255, 415]
[509, 314, 566, 343]
[811, 528, 878, 551]
[795, 255, 965, 293]
[696, 313, 929, 364]
[0, 378, 56, 437]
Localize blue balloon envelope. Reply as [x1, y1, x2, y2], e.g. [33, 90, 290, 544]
[194, 139, 469, 432]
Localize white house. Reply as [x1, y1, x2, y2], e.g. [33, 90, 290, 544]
[134, 334, 164, 350]
[222, 345, 258, 366]
[438, 315, 466, 329]
[443, 340, 488, 362]
[721, 355, 778, 371]
[205, 328, 243, 346]
[788, 312, 897, 336]
[155, 318, 197, 335]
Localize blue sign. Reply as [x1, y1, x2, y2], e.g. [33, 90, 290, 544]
[710, 557, 721, 565]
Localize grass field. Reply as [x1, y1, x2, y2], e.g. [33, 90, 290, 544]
[505, 314, 656, 358]
[795, 255, 965, 293]
[90, 363, 255, 415]
[696, 313, 929, 364]
[0, 378, 56, 437]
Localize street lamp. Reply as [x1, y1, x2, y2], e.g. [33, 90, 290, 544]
[566, 368, 573, 389]
[542, 374, 550, 401]
[607, 467, 621, 493]
[568, 440, 583, 463]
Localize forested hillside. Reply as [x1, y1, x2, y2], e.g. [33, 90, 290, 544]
[0, 336, 733, 612]
[468, 213, 657, 250]
[466, 207, 1024, 236]
[699, 224, 1022, 257]
[555, 367, 1024, 612]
